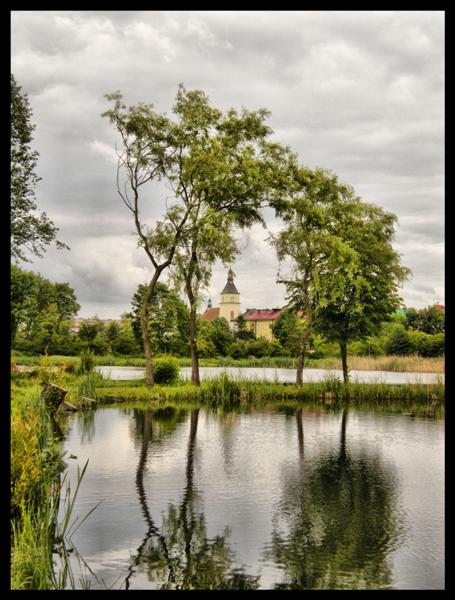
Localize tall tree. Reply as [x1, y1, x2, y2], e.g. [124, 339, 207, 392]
[11, 74, 68, 262]
[170, 210, 238, 384]
[313, 201, 410, 382]
[103, 85, 296, 385]
[269, 168, 360, 384]
[167, 85, 297, 385]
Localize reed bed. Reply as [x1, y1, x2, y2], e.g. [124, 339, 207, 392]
[11, 385, 63, 589]
[94, 373, 444, 412]
[11, 381, 98, 589]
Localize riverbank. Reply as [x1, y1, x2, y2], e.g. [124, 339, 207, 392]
[11, 352, 445, 373]
[11, 383, 64, 589]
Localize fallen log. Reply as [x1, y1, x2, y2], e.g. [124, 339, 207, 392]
[80, 396, 97, 408]
[42, 383, 68, 412]
[61, 401, 78, 412]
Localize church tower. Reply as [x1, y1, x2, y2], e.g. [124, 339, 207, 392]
[219, 268, 240, 326]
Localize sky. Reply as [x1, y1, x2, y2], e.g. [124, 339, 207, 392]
[11, 10, 444, 319]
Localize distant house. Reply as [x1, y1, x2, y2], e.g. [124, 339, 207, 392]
[433, 304, 445, 314]
[242, 308, 282, 341]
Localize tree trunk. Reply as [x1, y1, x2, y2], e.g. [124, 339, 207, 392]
[340, 340, 349, 384]
[296, 408, 304, 459]
[296, 308, 312, 386]
[296, 339, 306, 385]
[189, 304, 200, 386]
[339, 406, 349, 463]
[141, 271, 161, 387]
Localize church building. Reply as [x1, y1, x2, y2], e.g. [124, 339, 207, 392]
[201, 269, 282, 341]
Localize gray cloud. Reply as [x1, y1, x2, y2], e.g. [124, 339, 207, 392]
[11, 10, 444, 316]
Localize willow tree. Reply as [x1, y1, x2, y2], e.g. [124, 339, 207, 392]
[104, 85, 297, 386]
[313, 202, 410, 383]
[269, 168, 360, 385]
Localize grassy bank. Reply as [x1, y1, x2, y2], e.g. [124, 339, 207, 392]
[10, 382, 64, 589]
[10, 374, 96, 589]
[11, 352, 445, 373]
[93, 374, 444, 415]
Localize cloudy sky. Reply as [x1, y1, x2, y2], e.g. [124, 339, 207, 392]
[11, 10, 444, 318]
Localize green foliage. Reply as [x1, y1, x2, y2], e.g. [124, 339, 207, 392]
[103, 85, 298, 384]
[11, 386, 62, 513]
[78, 350, 95, 374]
[407, 330, 445, 357]
[152, 355, 180, 384]
[11, 265, 80, 353]
[11, 74, 68, 262]
[227, 337, 284, 359]
[234, 314, 254, 340]
[385, 326, 414, 356]
[130, 282, 190, 355]
[405, 306, 445, 334]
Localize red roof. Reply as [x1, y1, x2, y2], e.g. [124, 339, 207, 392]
[201, 307, 220, 321]
[243, 309, 282, 322]
[433, 304, 445, 313]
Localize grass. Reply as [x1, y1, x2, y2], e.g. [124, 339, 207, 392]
[12, 352, 445, 373]
[93, 373, 444, 415]
[11, 378, 99, 589]
[10, 384, 63, 589]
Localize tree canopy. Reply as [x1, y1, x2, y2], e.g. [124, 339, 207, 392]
[103, 84, 297, 385]
[11, 74, 68, 262]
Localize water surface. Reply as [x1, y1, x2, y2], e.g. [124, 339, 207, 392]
[95, 365, 443, 384]
[58, 404, 444, 590]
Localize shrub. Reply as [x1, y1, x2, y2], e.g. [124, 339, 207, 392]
[153, 355, 180, 384]
[385, 326, 414, 356]
[78, 350, 95, 374]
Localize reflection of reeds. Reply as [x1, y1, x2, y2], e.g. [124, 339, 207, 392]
[52, 460, 102, 589]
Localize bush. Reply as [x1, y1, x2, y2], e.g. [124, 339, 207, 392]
[408, 331, 445, 357]
[78, 350, 95, 374]
[153, 355, 180, 384]
[385, 326, 415, 356]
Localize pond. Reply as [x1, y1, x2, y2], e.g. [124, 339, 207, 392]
[56, 403, 444, 590]
[95, 365, 444, 384]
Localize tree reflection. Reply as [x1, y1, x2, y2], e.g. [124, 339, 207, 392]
[269, 406, 404, 590]
[125, 408, 259, 590]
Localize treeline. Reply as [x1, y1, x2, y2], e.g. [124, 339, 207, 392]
[11, 265, 139, 356]
[12, 266, 444, 360]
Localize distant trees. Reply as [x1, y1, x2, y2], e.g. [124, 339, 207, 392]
[129, 282, 190, 356]
[11, 74, 68, 262]
[405, 306, 444, 335]
[11, 265, 80, 354]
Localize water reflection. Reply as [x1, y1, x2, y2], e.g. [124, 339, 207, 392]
[268, 406, 405, 589]
[125, 408, 259, 589]
[60, 402, 442, 589]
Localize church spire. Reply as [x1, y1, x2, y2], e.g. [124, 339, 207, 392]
[221, 268, 239, 294]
